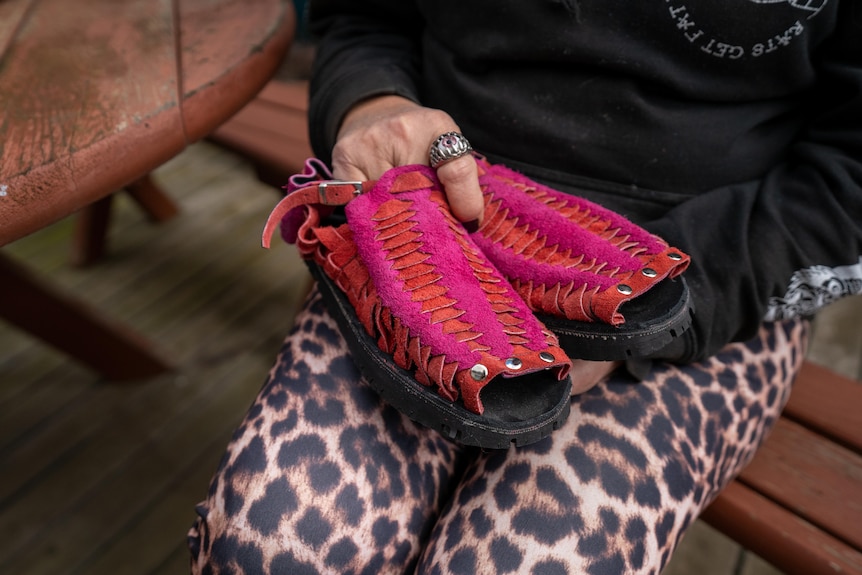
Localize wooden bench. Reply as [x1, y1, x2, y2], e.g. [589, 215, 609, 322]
[209, 79, 313, 190]
[210, 79, 862, 575]
[702, 360, 862, 575]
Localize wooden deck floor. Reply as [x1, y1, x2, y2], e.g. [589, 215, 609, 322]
[0, 141, 310, 574]
[1, 138, 859, 575]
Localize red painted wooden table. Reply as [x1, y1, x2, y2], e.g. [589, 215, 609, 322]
[0, 0, 295, 380]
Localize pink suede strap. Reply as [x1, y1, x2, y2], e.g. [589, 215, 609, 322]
[261, 180, 375, 248]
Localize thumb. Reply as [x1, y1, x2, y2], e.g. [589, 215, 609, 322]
[435, 155, 485, 224]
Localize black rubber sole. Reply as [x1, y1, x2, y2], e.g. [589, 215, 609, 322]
[308, 261, 573, 449]
[539, 276, 694, 361]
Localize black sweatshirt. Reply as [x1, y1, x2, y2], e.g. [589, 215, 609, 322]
[307, 0, 862, 362]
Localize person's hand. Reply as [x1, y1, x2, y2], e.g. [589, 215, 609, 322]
[568, 360, 622, 395]
[332, 95, 485, 224]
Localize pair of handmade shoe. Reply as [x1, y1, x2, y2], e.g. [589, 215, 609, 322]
[262, 156, 691, 449]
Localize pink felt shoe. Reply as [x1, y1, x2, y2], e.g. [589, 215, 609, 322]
[471, 157, 694, 359]
[263, 160, 573, 448]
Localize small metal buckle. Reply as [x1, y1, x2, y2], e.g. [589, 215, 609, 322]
[318, 181, 363, 204]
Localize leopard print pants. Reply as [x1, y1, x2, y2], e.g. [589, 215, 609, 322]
[189, 290, 808, 574]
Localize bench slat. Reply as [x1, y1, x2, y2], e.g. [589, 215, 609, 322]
[784, 360, 862, 452]
[255, 78, 310, 109]
[212, 108, 311, 174]
[703, 360, 862, 575]
[737, 417, 862, 550]
[210, 80, 313, 186]
[702, 481, 862, 575]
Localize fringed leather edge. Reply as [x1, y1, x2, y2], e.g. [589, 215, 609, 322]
[263, 164, 571, 415]
[474, 158, 691, 325]
[477, 158, 668, 257]
[511, 247, 690, 325]
[311, 212, 570, 415]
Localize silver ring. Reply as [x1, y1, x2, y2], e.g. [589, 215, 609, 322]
[429, 131, 473, 168]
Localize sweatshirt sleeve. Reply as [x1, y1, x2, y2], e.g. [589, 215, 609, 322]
[646, 2, 862, 363]
[307, 0, 424, 165]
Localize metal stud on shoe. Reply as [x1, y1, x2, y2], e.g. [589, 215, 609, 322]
[642, 268, 657, 278]
[539, 352, 555, 363]
[470, 364, 489, 381]
[668, 253, 683, 261]
[505, 357, 523, 370]
[617, 284, 633, 295]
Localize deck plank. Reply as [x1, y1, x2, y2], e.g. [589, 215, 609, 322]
[0, 141, 306, 575]
[3, 352, 273, 574]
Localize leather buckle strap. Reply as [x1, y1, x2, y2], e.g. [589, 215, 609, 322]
[262, 181, 373, 248]
[318, 181, 363, 205]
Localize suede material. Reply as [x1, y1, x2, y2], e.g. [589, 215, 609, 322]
[454, 347, 570, 415]
[345, 165, 547, 363]
[473, 157, 691, 325]
[480, 161, 667, 257]
[282, 157, 334, 243]
[263, 182, 365, 248]
[267, 156, 691, 329]
[323, 196, 570, 413]
[472, 232, 618, 292]
[266, 162, 571, 415]
[478, 173, 645, 274]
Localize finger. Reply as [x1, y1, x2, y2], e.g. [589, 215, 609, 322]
[332, 161, 372, 183]
[331, 144, 375, 181]
[332, 140, 398, 182]
[435, 155, 485, 224]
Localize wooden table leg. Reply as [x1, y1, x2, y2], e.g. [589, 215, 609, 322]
[72, 174, 180, 266]
[0, 251, 172, 381]
[72, 195, 114, 267]
[125, 174, 180, 222]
